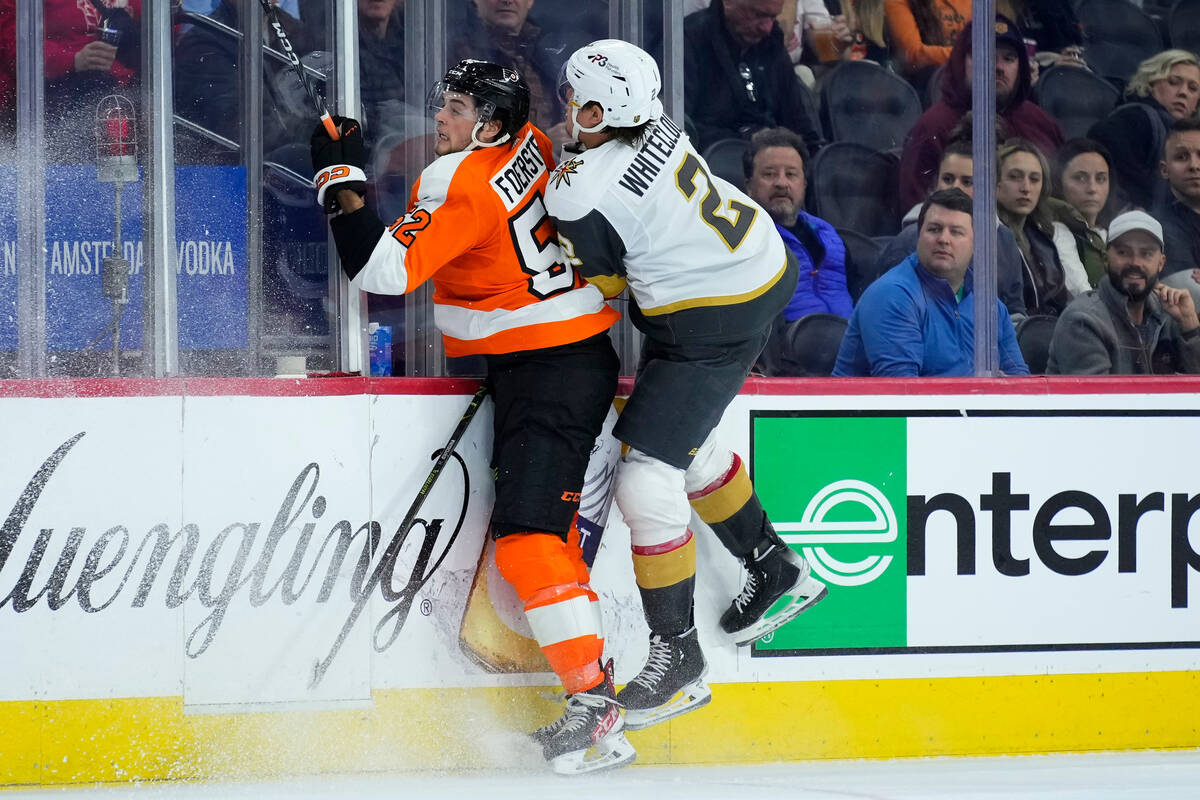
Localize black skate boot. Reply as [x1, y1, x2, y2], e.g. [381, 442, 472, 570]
[541, 659, 636, 775]
[721, 542, 827, 646]
[616, 627, 712, 730]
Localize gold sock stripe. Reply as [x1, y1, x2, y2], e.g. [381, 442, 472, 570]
[632, 536, 697, 589]
[689, 461, 753, 524]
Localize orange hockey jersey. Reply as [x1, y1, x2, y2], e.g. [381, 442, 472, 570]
[343, 124, 619, 357]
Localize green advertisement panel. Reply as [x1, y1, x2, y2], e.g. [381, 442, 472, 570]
[751, 414, 908, 653]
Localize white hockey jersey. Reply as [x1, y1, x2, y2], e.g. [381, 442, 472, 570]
[543, 114, 792, 342]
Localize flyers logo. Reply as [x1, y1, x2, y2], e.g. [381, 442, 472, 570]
[314, 166, 351, 190]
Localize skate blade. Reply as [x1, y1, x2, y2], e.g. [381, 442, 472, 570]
[729, 576, 829, 646]
[622, 679, 713, 731]
[550, 731, 637, 775]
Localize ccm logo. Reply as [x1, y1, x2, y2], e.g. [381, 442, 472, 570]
[560, 491, 582, 503]
[315, 166, 351, 189]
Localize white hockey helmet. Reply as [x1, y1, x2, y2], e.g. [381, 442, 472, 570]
[558, 39, 663, 134]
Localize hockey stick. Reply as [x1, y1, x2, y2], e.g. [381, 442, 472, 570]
[255, 0, 340, 141]
[310, 383, 489, 687]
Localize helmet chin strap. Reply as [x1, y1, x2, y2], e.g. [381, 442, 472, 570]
[468, 119, 510, 150]
[570, 101, 608, 135]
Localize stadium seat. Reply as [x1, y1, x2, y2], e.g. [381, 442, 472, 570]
[778, 313, 849, 377]
[1035, 65, 1121, 140]
[1171, 0, 1200, 55]
[819, 61, 923, 152]
[809, 143, 901, 237]
[701, 138, 750, 189]
[1016, 314, 1059, 375]
[836, 228, 886, 302]
[1075, 0, 1163, 86]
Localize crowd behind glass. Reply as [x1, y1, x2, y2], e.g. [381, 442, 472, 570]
[0, 0, 1197, 379]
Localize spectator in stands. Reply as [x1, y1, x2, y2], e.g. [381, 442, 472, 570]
[745, 128, 852, 320]
[1156, 118, 1200, 277]
[833, 188, 1029, 376]
[174, 0, 312, 157]
[357, 0, 405, 148]
[1047, 210, 1200, 375]
[996, 139, 1092, 314]
[1052, 138, 1112, 287]
[450, 0, 570, 146]
[1089, 50, 1200, 212]
[876, 139, 1027, 320]
[683, 0, 823, 153]
[0, 0, 143, 160]
[996, 0, 1081, 56]
[883, 0, 968, 83]
[899, 15, 1063, 211]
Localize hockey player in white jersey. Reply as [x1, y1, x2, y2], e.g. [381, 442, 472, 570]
[543, 40, 828, 731]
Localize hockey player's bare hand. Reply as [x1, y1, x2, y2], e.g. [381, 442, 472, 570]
[311, 116, 367, 213]
[75, 41, 117, 73]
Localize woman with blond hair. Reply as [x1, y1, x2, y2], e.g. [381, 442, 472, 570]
[996, 140, 1093, 316]
[841, 0, 889, 63]
[1089, 49, 1200, 210]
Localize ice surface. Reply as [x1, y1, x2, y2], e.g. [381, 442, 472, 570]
[8, 751, 1200, 799]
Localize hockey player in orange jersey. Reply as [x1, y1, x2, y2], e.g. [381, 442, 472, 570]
[310, 59, 631, 775]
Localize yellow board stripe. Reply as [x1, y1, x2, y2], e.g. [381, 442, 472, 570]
[3, 672, 1200, 787]
[689, 461, 752, 524]
[632, 536, 697, 590]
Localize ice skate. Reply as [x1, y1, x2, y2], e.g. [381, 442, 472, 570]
[541, 659, 636, 775]
[722, 543, 827, 646]
[616, 627, 712, 730]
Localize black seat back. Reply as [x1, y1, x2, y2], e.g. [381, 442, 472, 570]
[701, 138, 750, 189]
[1035, 65, 1120, 140]
[780, 313, 850, 377]
[820, 60, 923, 151]
[836, 227, 885, 302]
[1016, 314, 1059, 375]
[809, 143, 900, 237]
[1076, 0, 1163, 85]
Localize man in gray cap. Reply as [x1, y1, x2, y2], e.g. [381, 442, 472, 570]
[1047, 210, 1200, 374]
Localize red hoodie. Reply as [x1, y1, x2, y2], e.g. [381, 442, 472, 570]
[898, 18, 1065, 210]
[0, 0, 143, 115]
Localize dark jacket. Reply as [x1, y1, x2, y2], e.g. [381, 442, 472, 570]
[359, 14, 405, 145]
[898, 20, 1065, 209]
[1155, 195, 1200, 277]
[1088, 97, 1172, 212]
[1013, 0, 1083, 53]
[779, 211, 854, 321]
[875, 207, 1029, 320]
[683, 0, 823, 153]
[450, 18, 565, 131]
[1010, 216, 1072, 317]
[833, 254, 1029, 376]
[1047, 277, 1200, 374]
[174, 0, 306, 157]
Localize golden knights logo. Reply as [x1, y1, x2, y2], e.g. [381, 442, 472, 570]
[552, 157, 583, 189]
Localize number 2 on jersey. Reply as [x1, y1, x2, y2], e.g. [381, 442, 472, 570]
[510, 192, 576, 299]
[674, 152, 756, 251]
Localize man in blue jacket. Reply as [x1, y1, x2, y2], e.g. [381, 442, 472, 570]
[744, 127, 852, 321]
[833, 188, 1030, 377]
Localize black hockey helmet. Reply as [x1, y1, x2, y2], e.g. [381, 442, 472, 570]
[427, 59, 531, 144]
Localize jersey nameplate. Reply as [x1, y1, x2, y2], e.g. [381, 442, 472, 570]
[616, 115, 683, 198]
[491, 134, 547, 211]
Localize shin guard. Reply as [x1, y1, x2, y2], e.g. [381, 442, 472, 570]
[494, 532, 604, 693]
